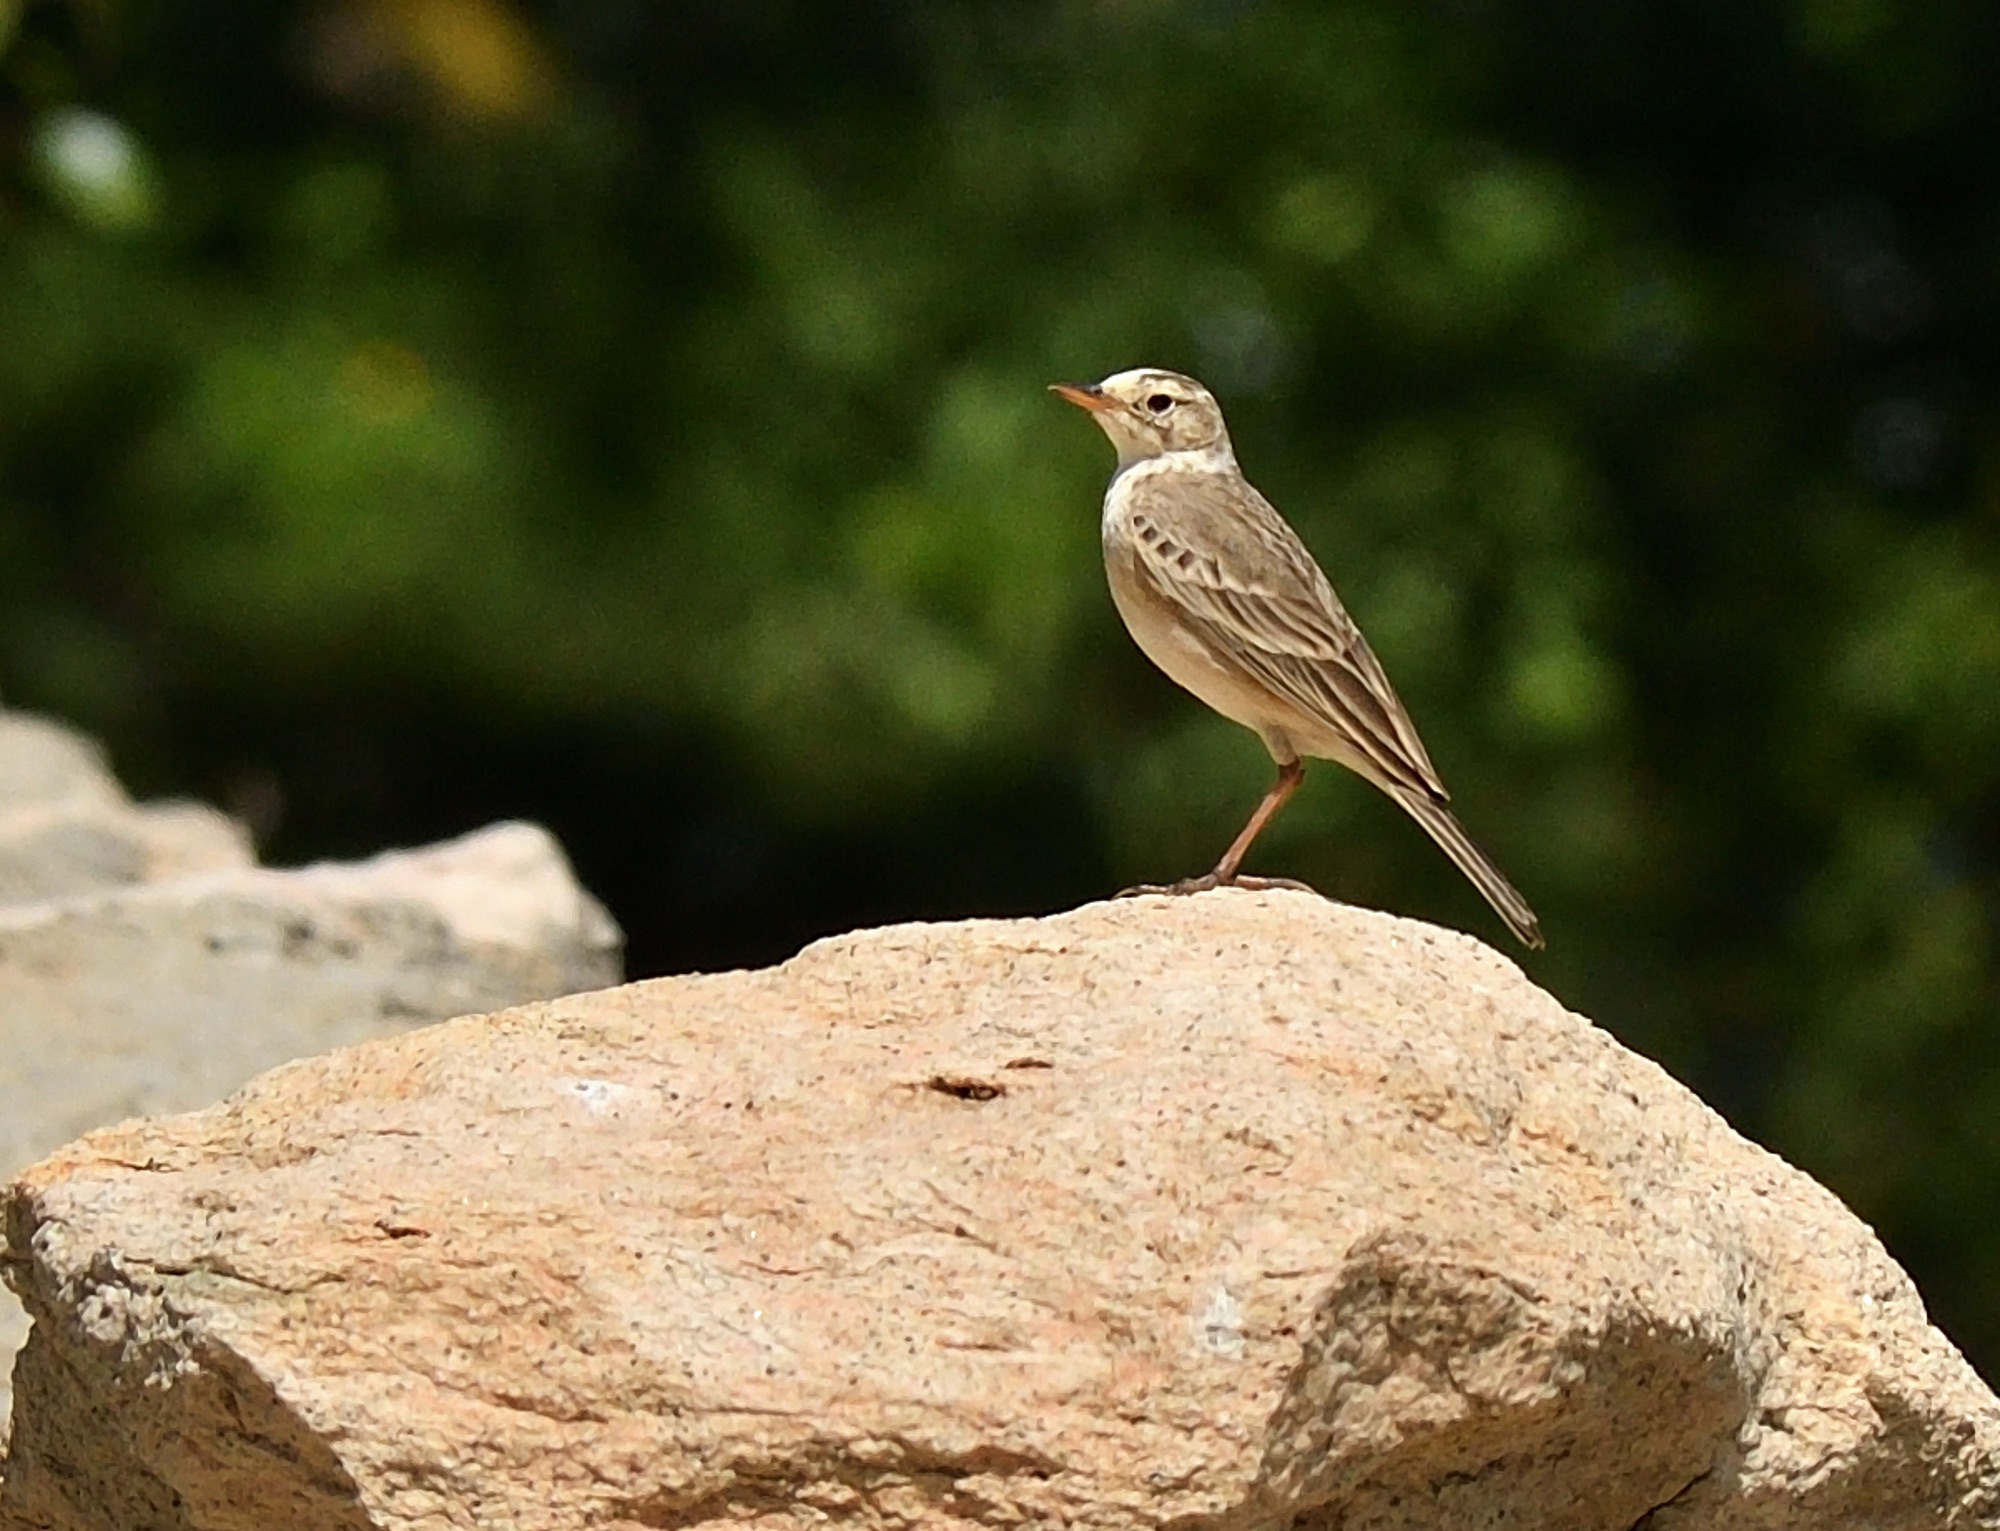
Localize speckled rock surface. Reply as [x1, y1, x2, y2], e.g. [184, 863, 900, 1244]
[3, 892, 1994, 1530]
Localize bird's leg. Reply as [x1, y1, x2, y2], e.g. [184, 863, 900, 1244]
[1208, 758, 1306, 884]
[1119, 759, 1316, 897]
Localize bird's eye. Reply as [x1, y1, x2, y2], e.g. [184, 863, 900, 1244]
[1146, 393, 1175, 414]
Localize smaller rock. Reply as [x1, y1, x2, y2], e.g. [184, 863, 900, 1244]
[0, 713, 253, 908]
[0, 706, 623, 1439]
[0, 820, 621, 1172]
[0, 711, 126, 818]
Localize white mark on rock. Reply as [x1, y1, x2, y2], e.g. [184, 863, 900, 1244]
[561, 1078, 631, 1113]
[1196, 1283, 1246, 1358]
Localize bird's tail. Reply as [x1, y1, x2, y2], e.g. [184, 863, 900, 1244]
[1387, 785, 1544, 950]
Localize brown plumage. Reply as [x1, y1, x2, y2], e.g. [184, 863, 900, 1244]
[1053, 366, 1543, 949]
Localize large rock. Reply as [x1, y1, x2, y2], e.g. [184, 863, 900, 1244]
[0, 707, 623, 1434]
[3, 893, 1993, 1530]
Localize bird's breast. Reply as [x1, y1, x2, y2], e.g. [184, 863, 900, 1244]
[1100, 479, 1292, 749]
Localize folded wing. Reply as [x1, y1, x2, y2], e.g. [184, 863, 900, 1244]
[1120, 471, 1448, 801]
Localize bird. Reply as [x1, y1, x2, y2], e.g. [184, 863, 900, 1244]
[1052, 367, 1543, 949]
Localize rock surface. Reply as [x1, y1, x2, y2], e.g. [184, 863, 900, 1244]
[4, 893, 1995, 1531]
[0, 707, 623, 1433]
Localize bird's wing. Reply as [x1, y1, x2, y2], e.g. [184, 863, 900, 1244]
[1120, 468, 1448, 799]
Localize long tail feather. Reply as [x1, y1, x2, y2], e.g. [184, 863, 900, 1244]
[1387, 785, 1544, 949]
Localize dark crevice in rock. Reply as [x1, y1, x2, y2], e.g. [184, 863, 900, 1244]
[926, 1075, 1006, 1102]
[618, 1441, 1060, 1529]
[1627, 1465, 1713, 1529]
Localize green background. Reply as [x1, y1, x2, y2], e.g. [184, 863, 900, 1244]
[4, 0, 1998, 1376]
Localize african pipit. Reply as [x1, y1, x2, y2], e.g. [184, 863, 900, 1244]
[1053, 367, 1543, 949]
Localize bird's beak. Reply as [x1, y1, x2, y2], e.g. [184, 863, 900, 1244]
[1049, 382, 1115, 413]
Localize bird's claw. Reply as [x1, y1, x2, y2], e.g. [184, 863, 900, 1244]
[1230, 875, 1319, 894]
[1115, 874, 1320, 899]
[1115, 875, 1220, 898]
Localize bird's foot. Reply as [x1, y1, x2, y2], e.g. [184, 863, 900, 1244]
[1230, 874, 1320, 894]
[1115, 874, 1221, 898]
[1116, 873, 1320, 899]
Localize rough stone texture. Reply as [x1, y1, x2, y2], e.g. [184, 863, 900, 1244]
[0, 707, 624, 1435]
[4, 893, 1994, 1531]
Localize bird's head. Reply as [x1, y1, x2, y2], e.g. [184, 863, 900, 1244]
[1050, 368, 1235, 469]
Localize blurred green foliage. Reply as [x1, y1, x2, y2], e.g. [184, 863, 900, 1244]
[3, 0, 1998, 1373]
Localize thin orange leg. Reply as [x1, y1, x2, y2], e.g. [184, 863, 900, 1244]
[1209, 758, 1305, 882]
[1118, 759, 1315, 898]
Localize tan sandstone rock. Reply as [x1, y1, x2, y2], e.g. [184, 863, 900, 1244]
[3, 893, 1995, 1530]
